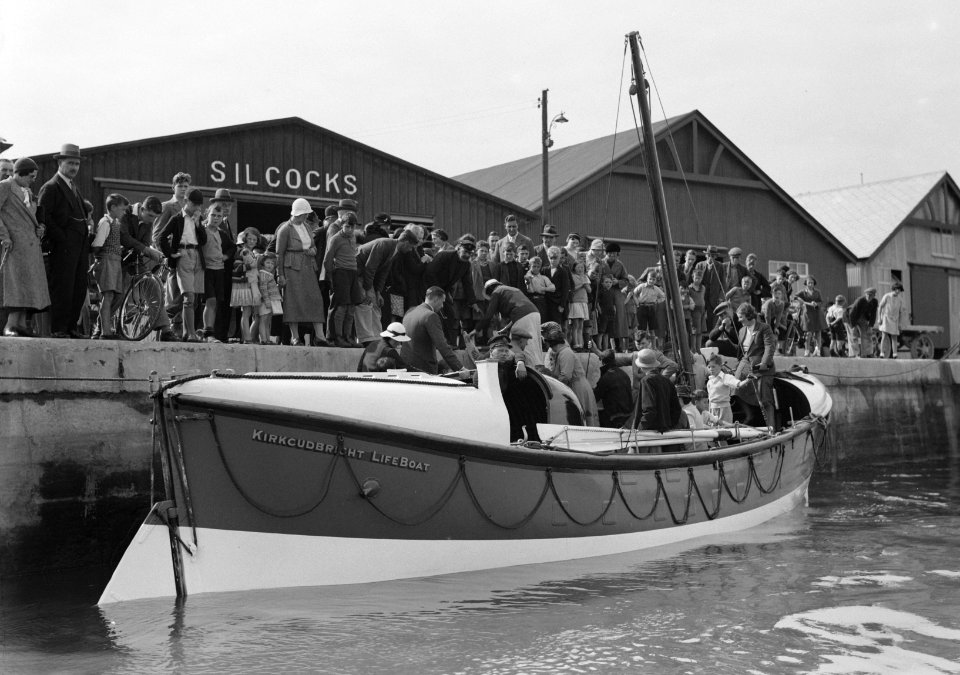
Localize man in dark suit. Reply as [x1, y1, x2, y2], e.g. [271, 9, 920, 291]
[532, 224, 559, 268]
[38, 143, 90, 338]
[424, 238, 479, 345]
[210, 188, 238, 341]
[734, 302, 778, 430]
[694, 244, 725, 320]
[744, 252, 772, 312]
[400, 286, 466, 375]
[542, 245, 571, 327]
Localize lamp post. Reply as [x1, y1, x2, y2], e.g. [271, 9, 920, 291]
[540, 89, 568, 228]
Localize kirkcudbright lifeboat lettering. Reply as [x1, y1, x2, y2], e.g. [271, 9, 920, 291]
[250, 428, 430, 472]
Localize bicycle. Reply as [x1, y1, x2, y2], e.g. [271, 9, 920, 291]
[117, 251, 167, 341]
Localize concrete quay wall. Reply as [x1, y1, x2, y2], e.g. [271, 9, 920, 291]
[1, 339, 958, 577]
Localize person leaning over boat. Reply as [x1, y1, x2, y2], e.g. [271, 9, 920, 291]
[476, 279, 544, 367]
[592, 348, 633, 428]
[629, 348, 683, 437]
[847, 287, 878, 357]
[734, 302, 778, 430]
[400, 286, 469, 376]
[357, 321, 409, 372]
[876, 282, 909, 359]
[542, 321, 599, 427]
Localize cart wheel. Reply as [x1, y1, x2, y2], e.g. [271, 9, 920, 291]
[909, 333, 935, 359]
[119, 275, 164, 340]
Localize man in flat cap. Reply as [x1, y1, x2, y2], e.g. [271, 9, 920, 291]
[722, 246, 749, 296]
[38, 143, 90, 338]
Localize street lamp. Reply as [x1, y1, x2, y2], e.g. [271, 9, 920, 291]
[540, 89, 568, 228]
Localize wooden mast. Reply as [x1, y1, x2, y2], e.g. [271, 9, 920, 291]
[627, 31, 692, 380]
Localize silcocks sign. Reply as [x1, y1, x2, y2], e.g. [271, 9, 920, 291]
[210, 161, 359, 195]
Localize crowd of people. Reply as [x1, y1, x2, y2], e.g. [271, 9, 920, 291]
[1, 148, 912, 369]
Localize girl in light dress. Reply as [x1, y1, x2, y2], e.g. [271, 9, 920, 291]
[256, 253, 283, 344]
[567, 260, 591, 349]
[230, 227, 262, 343]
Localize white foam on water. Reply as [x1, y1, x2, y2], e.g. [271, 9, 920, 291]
[812, 572, 912, 588]
[776, 605, 960, 674]
[930, 570, 960, 579]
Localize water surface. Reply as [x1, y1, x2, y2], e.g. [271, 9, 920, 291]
[3, 454, 959, 674]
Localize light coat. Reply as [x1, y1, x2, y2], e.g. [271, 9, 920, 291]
[0, 178, 51, 310]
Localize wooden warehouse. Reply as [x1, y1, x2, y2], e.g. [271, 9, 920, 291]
[456, 110, 855, 295]
[797, 171, 960, 352]
[27, 117, 534, 237]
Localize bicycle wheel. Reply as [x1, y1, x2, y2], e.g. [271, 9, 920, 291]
[120, 275, 164, 340]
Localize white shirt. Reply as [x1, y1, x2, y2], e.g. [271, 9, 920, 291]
[181, 211, 199, 245]
[292, 221, 313, 249]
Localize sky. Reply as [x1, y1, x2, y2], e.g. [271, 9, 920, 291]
[2, 1, 958, 196]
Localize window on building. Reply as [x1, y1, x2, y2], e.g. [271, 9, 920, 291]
[768, 260, 809, 278]
[931, 228, 956, 258]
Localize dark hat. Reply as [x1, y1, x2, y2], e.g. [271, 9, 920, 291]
[566, 232, 581, 242]
[457, 238, 476, 252]
[488, 334, 511, 350]
[374, 212, 391, 223]
[324, 204, 339, 218]
[604, 242, 621, 253]
[713, 301, 731, 315]
[705, 244, 718, 255]
[337, 198, 358, 212]
[541, 224, 558, 237]
[186, 188, 204, 205]
[13, 157, 38, 173]
[364, 223, 383, 236]
[778, 264, 791, 274]
[53, 143, 83, 160]
[210, 188, 235, 203]
[600, 349, 616, 367]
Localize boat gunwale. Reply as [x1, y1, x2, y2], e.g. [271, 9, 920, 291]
[168, 393, 826, 472]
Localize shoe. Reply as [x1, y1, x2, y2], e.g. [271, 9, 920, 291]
[15, 325, 36, 337]
[67, 330, 88, 339]
[158, 330, 179, 342]
[98, 334, 119, 340]
[184, 336, 202, 343]
[51, 331, 70, 338]
[290, 338, 301, 346]
[313, 337, 330, 347]
[3, 328, 24, 337]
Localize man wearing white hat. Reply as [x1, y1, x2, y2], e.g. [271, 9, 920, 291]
[357, 321, 410, 372]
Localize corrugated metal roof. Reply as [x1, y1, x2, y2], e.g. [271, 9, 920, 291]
[795, 171, 946, 259]
[454, 115, 687, 211]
